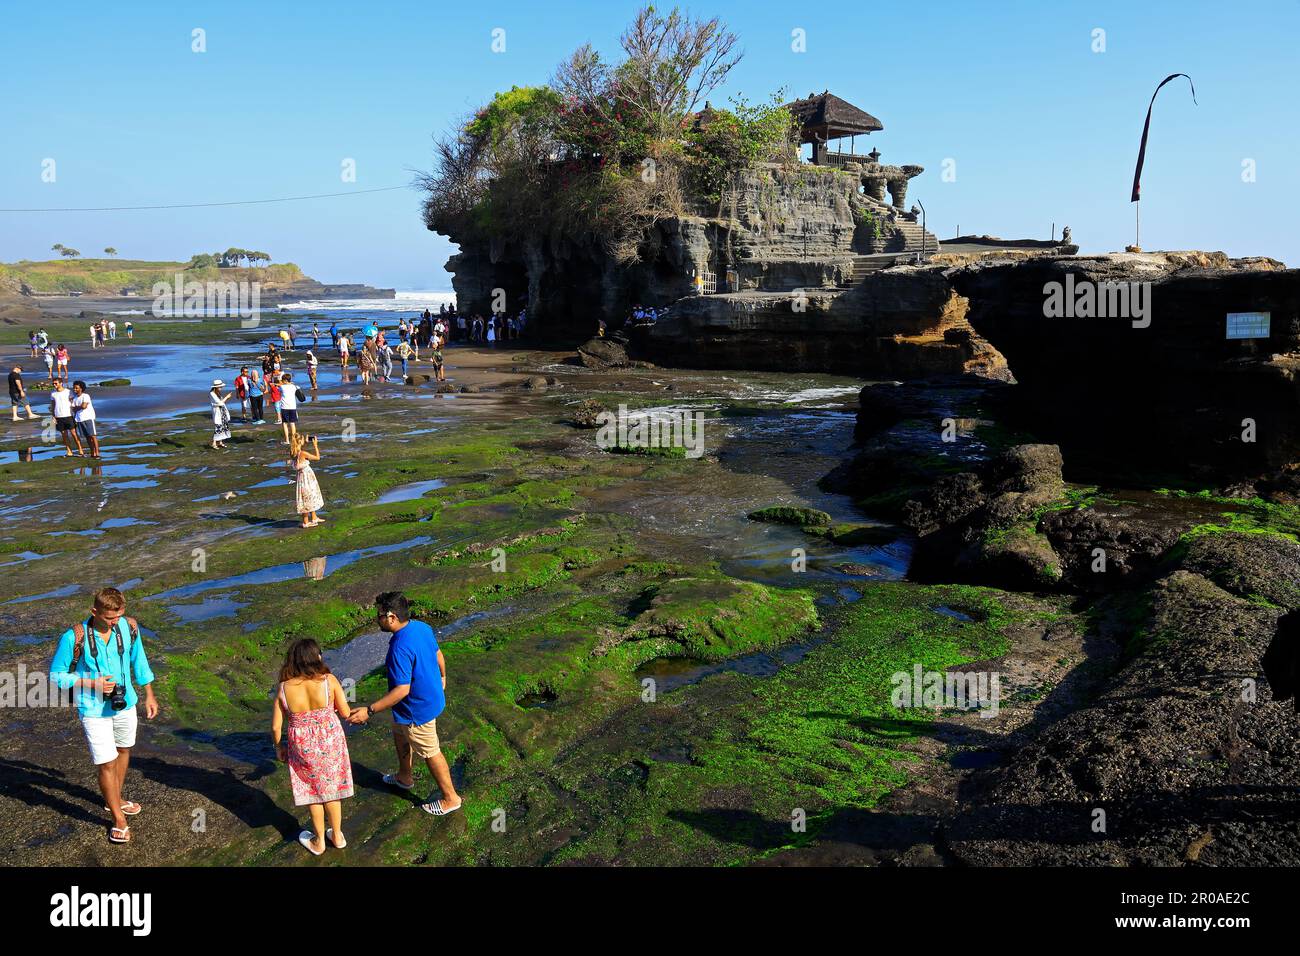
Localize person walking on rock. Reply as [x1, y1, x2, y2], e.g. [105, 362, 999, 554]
[348, 591, 462, 817]
[8, 365, 37, 422]
[49, 587, 159, 844]
[272, 638, 353, 855]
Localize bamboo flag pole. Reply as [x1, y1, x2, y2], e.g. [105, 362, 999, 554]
[1131, 74, 1197, 250]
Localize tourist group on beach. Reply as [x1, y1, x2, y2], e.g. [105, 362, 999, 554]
[8, 362, 101, 459]
[51, 587, 461, 852]
[12, 324, 126, 455]
[204, 310, 478, 528]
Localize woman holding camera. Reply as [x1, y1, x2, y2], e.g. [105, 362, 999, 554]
[289, 432, 324, 528]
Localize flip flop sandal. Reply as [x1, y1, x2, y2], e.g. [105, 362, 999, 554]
[105, 802, 142, 815]
[421, 799, 462, 817]
[326, 827, 347, 849]
[109, 826, 131, 843]
[298, 831, 325, 856]
[382, 773, 415, 791]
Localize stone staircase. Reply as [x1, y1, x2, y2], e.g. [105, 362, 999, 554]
[840, 249, 935, 285]
[891, 219, 939, 255]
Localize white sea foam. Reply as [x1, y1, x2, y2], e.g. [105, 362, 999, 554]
[280, 290, 457, 313]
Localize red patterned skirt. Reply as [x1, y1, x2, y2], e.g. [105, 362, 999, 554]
[286, 707, 354, 806]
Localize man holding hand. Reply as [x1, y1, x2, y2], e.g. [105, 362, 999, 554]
[348, 591, 462, 817]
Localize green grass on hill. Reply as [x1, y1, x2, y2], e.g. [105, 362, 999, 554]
[0, 258, 306, 295]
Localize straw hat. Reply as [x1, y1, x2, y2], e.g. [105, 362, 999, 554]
[211, 379, 225, 388]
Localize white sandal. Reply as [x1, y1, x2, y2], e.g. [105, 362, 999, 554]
[298, 830, 325, 856]
[421, 798, 462, 817]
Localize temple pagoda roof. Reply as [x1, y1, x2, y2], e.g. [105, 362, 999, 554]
[785, 91, 883, 143]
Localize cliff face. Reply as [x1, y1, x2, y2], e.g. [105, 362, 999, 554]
[645, 268, 1009, 380]
[435, 164, 927, 338]
[950, 252, 1300, 482]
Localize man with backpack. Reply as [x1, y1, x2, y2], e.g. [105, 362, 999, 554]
[49, 587, 158, 844]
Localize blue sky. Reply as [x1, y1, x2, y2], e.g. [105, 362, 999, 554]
[2, 0, 1296, 288]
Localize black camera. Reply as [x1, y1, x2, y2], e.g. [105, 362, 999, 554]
[108, 682, 127, 711]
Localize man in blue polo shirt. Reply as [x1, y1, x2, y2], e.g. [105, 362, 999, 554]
[49, 586, 159, 844]
[348, 591, 462, 816]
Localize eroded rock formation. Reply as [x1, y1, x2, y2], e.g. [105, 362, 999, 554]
[950, 251, 1300, 483]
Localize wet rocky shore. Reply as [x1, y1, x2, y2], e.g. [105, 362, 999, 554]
[0, 305, 1296, 867]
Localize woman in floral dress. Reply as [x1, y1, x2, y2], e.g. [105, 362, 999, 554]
[289, 433, 324, 528]
[271, 638, 353, 855]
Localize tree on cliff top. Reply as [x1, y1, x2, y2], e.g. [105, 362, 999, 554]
[419, 5, 793, 263]
[551, 5, 740, 162]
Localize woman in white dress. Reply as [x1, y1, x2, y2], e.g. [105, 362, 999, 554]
[209, 379, 232, 450]
[290, 433, 324, 528]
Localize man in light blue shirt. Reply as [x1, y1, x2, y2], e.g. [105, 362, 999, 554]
[49, 587, 159, 844]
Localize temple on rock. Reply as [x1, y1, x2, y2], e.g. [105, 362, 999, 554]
[435, 87, 949, 341]
[787, 91, 931, 248]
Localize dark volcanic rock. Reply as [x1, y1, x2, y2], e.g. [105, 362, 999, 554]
[906, 444, 1066, 591]
[747, 506, 832, 528]
[952, 252, 1300, 483]
[569, 400, 607, 429]
[1263, 610, 1300, 713]
[949, 539, 1300, 865]
[1038, 506, 1182, 592]
[648, 270, 1010, 380]
[852, 382, 948, 443]
[577, 338, 629, 370]
[1172, 530, 1300, 609]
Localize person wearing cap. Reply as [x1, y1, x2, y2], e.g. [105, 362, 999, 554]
[9, 365, 37, 422]
[209, 379, 232, 450]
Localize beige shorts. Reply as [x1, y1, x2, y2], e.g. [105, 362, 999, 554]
[395, 719, 440, 758]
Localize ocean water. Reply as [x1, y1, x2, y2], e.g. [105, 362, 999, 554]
[111, 290, 458, 321]
[279, 290, 457, 316]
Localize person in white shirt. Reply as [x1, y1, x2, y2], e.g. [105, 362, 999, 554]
[107, 320, 117, 340]
[278, 372, 301, 445]
[305, 350, 319, 390]
[50, 379, 83, 456]
[72, 380, 100, 458]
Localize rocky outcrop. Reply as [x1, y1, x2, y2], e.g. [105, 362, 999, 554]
[645, 268, 1010, 379]
[948, 531, 1300, 866]
[435, 163, 948, 343]
[904, 444, 1068, 591]
[576, 337, 630, 369]
[951, 252, 1300, 484]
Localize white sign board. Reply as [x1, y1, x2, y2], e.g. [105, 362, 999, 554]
[1226, 311, 1270, 339]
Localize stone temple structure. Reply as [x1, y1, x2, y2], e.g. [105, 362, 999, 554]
[788, 91, 928, 225]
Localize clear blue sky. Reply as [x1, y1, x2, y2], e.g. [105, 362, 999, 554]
[2, 0, 1296, 288]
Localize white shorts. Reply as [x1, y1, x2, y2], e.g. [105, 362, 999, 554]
[82, 706, 138, 765]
